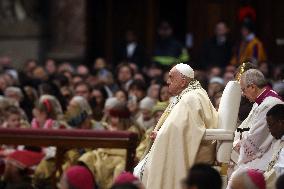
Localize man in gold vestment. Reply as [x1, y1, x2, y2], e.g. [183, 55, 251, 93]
[134, 63, 218, 189]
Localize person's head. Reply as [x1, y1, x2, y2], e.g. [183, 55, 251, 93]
[183, 163, 222, 189]
[215, 21, 229, 37]
[58, 62, 74, 74]
[125, 30, 137, 43]
[208, 66, 222, 80]
[151, 101, 168, 123]
[112, 172, 143, 189]
[4, 87, 23, 104]
[229, 169, 265, 189]
[159, 84, 170, 102]
[91, 86, 108, 106]
[66, 96, 93, 129]
[241, 19, 255, 38]
[45, 58, 57, 75]
[223, 71, 235, 85]
[240, 69, 267, 102]
[158, 21, 173, 39]
[139, 97, 156, 121]
[24, 59, 38, 75]
[4, 105, 21, 128]
[115, 89, 128, 104]
[32, 66, 48, 81]
[72, 74, 83, 86]
[93, 57, 107, 71]
[147, 84, 160, 100]
[33, 95, 63, 123]
[133, 73, 145, 82]
[104, 97, 120, 117]
[207, 77, 225, 98]
[266, 104, 284, 139]
[59, 165, 95, 189]
[24, 86, 38, 104]
[117, 63, 134, 84]
[74, 81, 92, 101]
[225, 65, 237, 74]
[76, 64, 89, 76]
[259, 62, 273, 79]
[147, 64, 163, 79]
[97, 69, 114, 85]
[167, 63, 194, 96]
[108, 103, 132, 130]
[0, 56, 12, 67]
[128, 80, 147, 102]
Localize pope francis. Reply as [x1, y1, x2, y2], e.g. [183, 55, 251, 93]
[134, 63, 218, 189]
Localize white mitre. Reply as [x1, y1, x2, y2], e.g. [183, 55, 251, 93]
[175, 63, 194, 78]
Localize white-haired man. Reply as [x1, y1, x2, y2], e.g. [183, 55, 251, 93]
[134, 63, 218, 189]
[230, 69, 283, 177]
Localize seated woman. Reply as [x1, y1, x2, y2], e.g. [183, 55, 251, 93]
[79, 103, 143, 189]
[65, 96, 104, 130]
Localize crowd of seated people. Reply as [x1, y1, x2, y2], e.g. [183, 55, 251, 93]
[0, 53, 282, 188]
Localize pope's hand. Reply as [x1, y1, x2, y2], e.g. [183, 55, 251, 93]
[150, 131, 157, 141]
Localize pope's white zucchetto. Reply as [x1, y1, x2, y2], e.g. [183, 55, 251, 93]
[174, 63, 194, 79]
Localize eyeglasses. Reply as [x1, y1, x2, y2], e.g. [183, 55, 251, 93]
[241, 84, 252, 93]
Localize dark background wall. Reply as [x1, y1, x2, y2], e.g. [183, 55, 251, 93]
[0, 0, 283, 67]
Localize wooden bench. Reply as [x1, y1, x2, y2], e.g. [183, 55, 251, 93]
[0, 128, 138, 187]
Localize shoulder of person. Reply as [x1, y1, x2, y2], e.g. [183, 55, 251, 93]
[182, 89, 206, 101]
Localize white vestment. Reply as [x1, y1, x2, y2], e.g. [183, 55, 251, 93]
[135, 80, 218, 189]
[231, 96, 283, 172]
[264, 136, 284, 189]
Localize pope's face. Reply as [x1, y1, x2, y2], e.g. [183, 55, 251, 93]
[167, 68, 185, 96]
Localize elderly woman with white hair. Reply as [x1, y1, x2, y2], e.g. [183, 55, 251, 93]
[4, 86, 23, 105]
